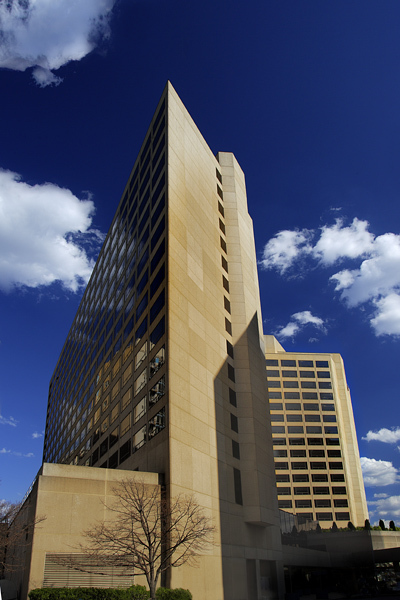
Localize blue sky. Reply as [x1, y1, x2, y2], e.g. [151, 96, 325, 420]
[1, 0, 400, 523]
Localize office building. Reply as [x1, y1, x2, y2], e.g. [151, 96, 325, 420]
[41, 82, 284, 600]
[265, 335, 368, 528]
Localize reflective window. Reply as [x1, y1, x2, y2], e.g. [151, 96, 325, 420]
[306, 426, 322, 434]
[148, 407, 166, 439]
[268, 381, 280, 388]
[266, 370, 279, 377]
[294, 487, 310, 495]
[134, 397, 146, 423]
[301, 381, 316, 389]
[312, 474, 328, 482]
[323, 414, 337, 422]
[281, 360, 296, 367]
[283, 381, 299, 388]
[273, 449, 287, 457]
[305, 414, 321, 422]
[287, 414, 302, 422]
[292, 474, 309, 482]
[289, 438, 305, 445]
[282, 370, 297, 378]
[133, 425, 146, 450]
[290, 449, 306, 457]
[288, 426, 303, 433]
[275, 462, 289, 470]
[149, 375, 165, 406]
[134, 370, 147, 395]
[269, 403, 283, 411]
[324, 426, 338, 434]
[291, 462, 307, 470]
[149, 346, 165, 378]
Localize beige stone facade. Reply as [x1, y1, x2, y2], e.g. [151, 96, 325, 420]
[265, 335, 368, 528]
[37, 83, 284, 600]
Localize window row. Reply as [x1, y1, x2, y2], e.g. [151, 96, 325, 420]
[276, 472, 344, 483]
[267, 369, 330, 379]
[274, 449, 341, 458]
[275, 461, 343, 471]
[278, 504, 350, 522]
[271, 425, 338, 435]
[267, 359, 329, 368]
[277, 493, 348, 508]
[272, 437, 340, 446]
[270, 413, 336, 422]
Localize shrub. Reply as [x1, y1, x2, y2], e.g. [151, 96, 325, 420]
[29, 587, 149, 600]
[126, 586, 150, 600]
[156, 588, 192, 600]
[29, 587, 193, 600]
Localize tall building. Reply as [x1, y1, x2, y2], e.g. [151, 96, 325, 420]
[42, 82, 284, 600]
[265, 335, 368, 528]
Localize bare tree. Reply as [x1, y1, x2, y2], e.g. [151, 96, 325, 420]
[0, 499, 45, 578]
[0, 500, 18, 577]
[57, 479, 215, 600]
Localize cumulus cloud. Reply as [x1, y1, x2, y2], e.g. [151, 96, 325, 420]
[313, 218, 374, 265]
[368, 495, 400, 519]
[32, 431, 43, 439]
[0, 414, 17, 427]
[275, 310, 325, 340]
[0, 448, 34, 458]
[261, 217, 400, 336]
[259, 229, 312, 274]
[363, 427, 400, 444]
[360, 456, 399, 487]
[0, 0, 116, 86]
[0, 169, 104, 293]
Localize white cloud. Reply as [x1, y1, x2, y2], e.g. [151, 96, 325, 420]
[275, 310, 325, 340]
[259, 229, 312, 274]
[32, 432, 43, 439]
[360, 456, 399, 487]
[0, 0, 116, 86]
[0, 169, 104, 292]
[313, 218, 374, 265]
[363, 427, 400, 444]
[0, 415, 17, 427]
[368, 495, 400, 519]
[261, 217, 400, 337]
[0, 448, 34, 458]
[374, 493, 389, 498]
[370, 294, 400, 336]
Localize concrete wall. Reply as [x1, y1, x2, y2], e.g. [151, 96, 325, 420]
[7, 464, 159, 600]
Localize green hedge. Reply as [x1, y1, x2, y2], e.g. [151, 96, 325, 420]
[29, 586, 192, 600]
[156, 589, 192, 600]
[29, 586, 147, 600]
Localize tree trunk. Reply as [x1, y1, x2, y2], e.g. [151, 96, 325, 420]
[149, 579, 156, 600]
